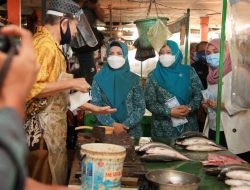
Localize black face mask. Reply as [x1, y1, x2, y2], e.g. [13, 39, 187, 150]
[60, 19, 71, 45]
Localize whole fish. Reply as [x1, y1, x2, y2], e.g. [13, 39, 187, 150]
[185, 144, 224, 152]
[226, 170, 250, 181]
[141, 154, 178, 162]
[176, 131, 208, 141]
[176, 137, 217, 146]
[206, 165, 250, 176]
[146, 147, 190, 161]
[218, 165, 250, 181]
[138, 142, 172, 152]
[230, 186, 250, 190]
[225, 179, 250, 186]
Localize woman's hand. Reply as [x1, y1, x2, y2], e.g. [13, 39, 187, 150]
[171, 106, 191, 118]
[80, 103, 117, 114]
[207, 99, 225, 110]
[208, 100, 225, 110]
[112, 122, 128, 135]
[202, 100, 209, 109]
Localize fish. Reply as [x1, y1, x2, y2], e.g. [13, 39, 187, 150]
[185, 144, 224, 152]
[230, 186, 250, 190]
[218, 165, 250, 181]
[176, 131, 208, 141]
[176, 137, 217, 146]
[226, 170, 250, 181]
[202, 154, 247, 167]
[137, 142, 173, 152]
[140, 154, 179, 162]
[225, 179, 250, 186]
[146, 147, 190, 161]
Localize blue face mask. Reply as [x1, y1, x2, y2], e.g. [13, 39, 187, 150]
[206, 53, 220, 68]
[197, 51, 207, 63]
[60, 19, 71, 45]
[192, 52, 199, 62]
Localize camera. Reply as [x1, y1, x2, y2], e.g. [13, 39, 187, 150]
[0, 34, 19, 53]
[0, 34, 12, 53]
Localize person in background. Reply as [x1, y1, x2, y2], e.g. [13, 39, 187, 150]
[0, 25, 74, 190]
[202, 38, 250, 163]
[190, 42, 198, 65]
[192, 41, 209, 89]
[145, 40, 203, 142]
[191, 41, 209, 132]
[72, 0, 105, 84]
[91, 41, 146, 137]
[25, 0, 115, 185]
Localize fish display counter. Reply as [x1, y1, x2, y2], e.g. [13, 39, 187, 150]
[68, 132, 249, 190]
[144, 137, 231, 190]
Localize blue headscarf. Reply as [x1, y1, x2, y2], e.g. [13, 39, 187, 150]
[152, 40, 191, 105]
[94, 41, 140, 122]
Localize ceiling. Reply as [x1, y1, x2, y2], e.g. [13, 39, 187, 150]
[1, 0, 223, 29]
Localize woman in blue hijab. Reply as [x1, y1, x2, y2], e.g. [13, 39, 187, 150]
[91, 41, 145, 137]
[145, 40, 203, 141]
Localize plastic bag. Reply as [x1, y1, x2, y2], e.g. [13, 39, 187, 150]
[147, 19, 171, 52]
[227, 0, 250, 108]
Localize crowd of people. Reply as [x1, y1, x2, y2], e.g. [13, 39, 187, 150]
[0, 0, 250, 189]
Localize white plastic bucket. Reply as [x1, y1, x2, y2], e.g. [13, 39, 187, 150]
[81, 143, 126, 190]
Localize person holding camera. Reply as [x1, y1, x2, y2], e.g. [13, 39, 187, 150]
[0, 25, 76, 190]
[72, 0, 105, 84]
[24, 0, 115, 185]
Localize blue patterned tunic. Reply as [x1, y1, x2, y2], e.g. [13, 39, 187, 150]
[91, 80, 146, 137]
[145, 67, 203, 140]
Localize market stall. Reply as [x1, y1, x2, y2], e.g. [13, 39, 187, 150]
[68, 132, 247, 190]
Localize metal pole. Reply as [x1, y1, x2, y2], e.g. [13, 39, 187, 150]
[184, 8, 190, 65]
[215, 0, 227, 144]
[42, 0, 46, 26]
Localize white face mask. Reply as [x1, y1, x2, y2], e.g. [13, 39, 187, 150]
[107, 55, 126, 69]
[159, 54, 176, 67]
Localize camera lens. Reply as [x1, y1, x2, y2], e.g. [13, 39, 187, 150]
[0, 35, 11, 53]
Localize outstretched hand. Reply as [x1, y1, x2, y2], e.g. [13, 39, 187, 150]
[80, 103, 117, 114]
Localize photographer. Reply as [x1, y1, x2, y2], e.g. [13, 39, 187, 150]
[72, 0, 105, 84]
[0, 25, 74, 190]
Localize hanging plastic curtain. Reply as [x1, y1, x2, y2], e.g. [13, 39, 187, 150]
[227, 0, 250, 108]
[147, 19, 171, 52]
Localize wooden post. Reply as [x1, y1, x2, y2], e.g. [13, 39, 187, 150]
[200, 17, 209, 41]
[7, 0, 21, 26]
[109, 4, 112, 38]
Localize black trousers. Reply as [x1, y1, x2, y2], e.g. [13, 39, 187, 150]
[208, 129, 228, 148]
[75, 51, 97, 85]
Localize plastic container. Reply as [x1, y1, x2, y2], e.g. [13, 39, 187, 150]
[81, 143, 126, 190]
[134, 17, 169, 49]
